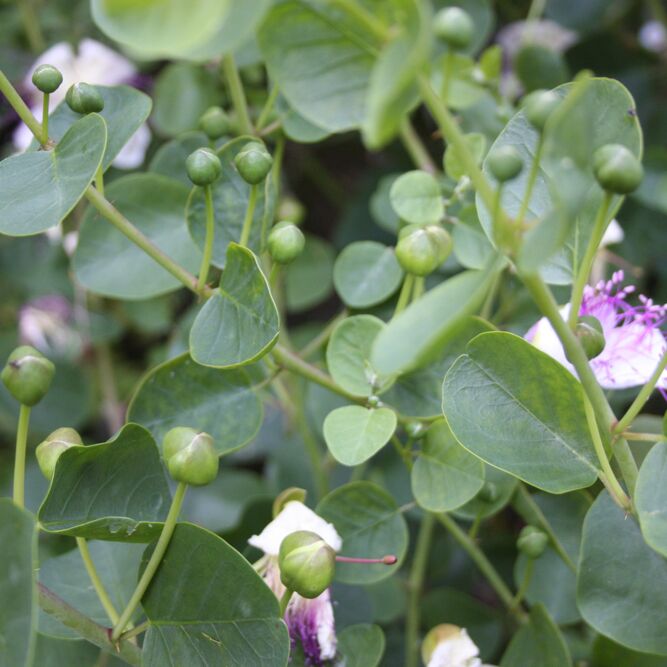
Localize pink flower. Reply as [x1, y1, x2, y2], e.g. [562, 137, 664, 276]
[526, 271, 667, 392]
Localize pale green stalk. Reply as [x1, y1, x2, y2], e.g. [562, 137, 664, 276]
[13, 404, 31, 508]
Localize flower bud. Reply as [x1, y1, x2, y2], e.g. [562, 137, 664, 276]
[185, 148, 222, 187]
[522, 89, 561, 131]
[35, 427, 82, 480]
[487, 145, 524, 183]
[32, 64, 63, 94]
[65, 82, 104, 114]
[592, 144, 643, 194]
[433, 7, 474, 50]
[268, 221, 305, 264]
[199, 106, 230, 140]
[405, 420, 426, 439]
[272, 487, 307, 518]
[575, 315, 606, 360]
[278, 530, 336, 599]
[162, 427, 218, 486]
[478, 481, 499, 503]
[234, 142, 273, 185]
[1, 345, 55, 406]
[517, 525, 548, 559]
[395, 225, 452, 276]
[277, 196, 305, 226]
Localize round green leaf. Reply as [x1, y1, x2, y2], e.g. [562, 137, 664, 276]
[323, 405, 397, 466]
[389, 170, 444, 224]
[189, 243, 279, 368]
[128, 353, 263, 456]
[636, 442, 667, 557]
[73, 173, 201, 299]
[0, 114, 106, 236]
[285, 235, 335, 313]
[337, 624, 385, 667]
[453, 464, 517, 521]
[412, 419, 485, 512]
[442, 331, 600, 493]
[333, 241, 404, 309]
[317, 481, 408, 584]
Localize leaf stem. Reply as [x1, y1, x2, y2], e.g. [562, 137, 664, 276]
[0, 69, 43, 140]
[41, 92, 50, 145]
[516, 133, 544, 226]
[622, 431, 666, 442]
[222, 54, 253, 135]
[239, 184, 259, 248]
[412, 276, 425, 301]
[111, 482, 187, 641]
[512, 558, 534, 609]
[95, 164, 105, 197]
[299, 310, 349, 359]
[13, 404, 31, 508]
[399, 119, 437, 174]
[76, 538, 120, 625]
[394, 274, 415, 316]
[119, 620, 149, 643]
[17, 0, 45, 53]
[197, 185, 215, 292]
[279, 588, 293, 616]
[256, 85, 280, 132]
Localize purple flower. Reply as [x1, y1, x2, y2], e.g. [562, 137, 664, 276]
[526, 271, 667, 392]
[285, 588, 337, 665]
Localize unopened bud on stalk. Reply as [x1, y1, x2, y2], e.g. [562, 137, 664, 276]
[575, 315, 606, 360]
[65, 82, 104, 114]
[36, 427, 82, 480]
[517, 525, 548, 559]
[186, 148, 222, 187]
[1, 345, 55, 406]
[592, 143, 643, 194]
[278, 530, 336, 599]
[523, 89, 561, 131]
[199, 106, 231, 140]
[433, 7, 474, 50]
[268, 221, 305, 264]
[162, 427, 218, 486]
[32, 64, 63, 94]
[234, 142, 273, 185]
[395, 224, 452, 277]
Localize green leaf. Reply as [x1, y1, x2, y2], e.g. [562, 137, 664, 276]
[285, 235, 335, 313]
[636, 442, 667, 557]
[412, 419, 485, 512]
[318, 481, 408, 584]
[189, 243, 279, 368]
[38, 423, 171, 542]
[0, 499, 38, 667]
[33, 635, 99, 667]
[326, 315, 389, 396]
[371, 261, 501, 376]
[73, 173, 201, 299]
[186, 137, 275, 267]
[281, 102, 331, 144]
[499, 604, 571, 667]
[578, 492, 667, 655]
[323, 406, 397, 466]
[141, 523, 289, 667]
[258, 0, 378, 132]
[389, 170, 444, 224]
[91, 0, 231, 59]
[333, 241, 404, 309]
[444, 132, 487, 181]
[128, 353, 263, 456]
[453, 465, 518, 521]
[0, 114, 106, 236]
[336, 624, 385, 667]
[442, 331, 600, 493]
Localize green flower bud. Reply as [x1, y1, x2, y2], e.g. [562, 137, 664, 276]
[162, 427, 218, 486]
[592, 144, 643, 194]
[523, 89, 561, 131]
[268, 221, 305, 264]
[395, 224, 452, 276]
[405, 420, 426, 439]
[277, 196, 305, 226]
[234, 142, 273, 185]
[433, 7, 474, 50]
[65, 82, 104, 114]
[185, 148, 222, 187]
[367, 395, 382, 408]
[487, 145, 524, 183]
[278, 530, 336, 598]
[575, 315, 606, 360]
[517, 525, 549, 559]
[478, 481, 499, 503]
[514, 44, 569, 93]
[32, 64, 63, 94]
[199, 106, 230, 140]
[35, 427, 82, 480]
[1, 346, 55, 406]
[272, 487, 307, 518]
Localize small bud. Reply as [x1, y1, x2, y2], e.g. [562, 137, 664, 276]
[514, 44, 569, 93]
[517, 525, 549, 559]
[575, 315, 606, 360]
[32, 64, 63, 94]
[1, 345, 55, 406]
[185, 148, 222, 187]
[234, 142, 273, 185]
[405, 421, 426, 439]
[65, 82, 104, 114]
[592, 144, 643, 194]
[522, 89, 561, 131]
[272, 487, 307, 518]
[199, 106, 230, 141]
[278, 530, 336, 599]
[35, 427, 82, 480]
[487, 145, 524, 183]
[162, 427, 218, 486]
[268, 221, 305, 264]
[478, 481, 499, 503]
[395, 224, 452, 276]
[433, 7, 474, 50]
[367, 394, 381, 409]
[277, 196, 305, 226]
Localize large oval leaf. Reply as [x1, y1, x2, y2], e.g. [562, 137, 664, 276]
[636, 442, 667, 558]
[337, 624, 385, 667]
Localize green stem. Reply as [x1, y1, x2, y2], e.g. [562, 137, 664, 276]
[329, 0, 389, 41]
[399, 119, 437, 174]
[442, 50, 455, 105]
[13, 404, 30, 508]
[239, 184, 259, 247]
[119, 620, 149, 643]
[256, 85, 280, 131]
[613, 347, 667, 434]
[76, 538, 120, 625]
[623, 432, 666, 442]
[41, 92, 49, 145]
[222, 54, 253, 135]
[85, 187, 205, 297]
[436, 513, 527, 623]
[269, 263, 280, 290]
[197, 185, 215, 292]
[111, 482, 187, 641]
[412, 276, 425, 301]
[517, 133, 544, 225]
[392, 435, 413, 470]
[17, 0, 45, 53]
[394, 274, 415, 316]
[0, 69, 43, 140]
[279, 588, 293, 616]
[299, 310, 348, 359]
[95, 164, 105, 197]
[405, 513, 435, 667]
[567, 192, 612, 329]
[38, 584, 141, 667]
[512, 558, 534, 609]
[491, 184, 503, 247]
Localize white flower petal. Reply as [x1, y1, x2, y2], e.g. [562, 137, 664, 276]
[112, 123, 151, 169]
[427, 628, 482, 667]
[76, 39, 136, 86]
[600, 219, 624, 247]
